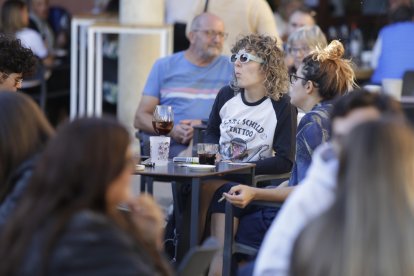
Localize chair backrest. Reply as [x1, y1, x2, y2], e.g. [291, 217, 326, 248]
[21, 59, 47, 110]
[402, 70, 414, 97]
[177, 237, 220, 276]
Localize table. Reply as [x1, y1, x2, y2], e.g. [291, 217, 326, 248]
[134, 161, 256, 261]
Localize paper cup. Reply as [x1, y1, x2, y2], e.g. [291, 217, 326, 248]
[382, 78, 403, 101]
[150, 136, 170, 166]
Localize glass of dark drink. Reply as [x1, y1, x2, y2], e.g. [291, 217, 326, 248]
[197, 143, 219, 165]
[152, 105, 174, 136]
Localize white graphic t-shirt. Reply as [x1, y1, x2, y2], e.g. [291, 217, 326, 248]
[204, 86, 296, 175]
[219, 94, 276, 162]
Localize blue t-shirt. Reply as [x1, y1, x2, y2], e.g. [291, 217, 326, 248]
[289, 101, 332, 185]
[143, 51, 233, 125]
[371, 22, 414, 84]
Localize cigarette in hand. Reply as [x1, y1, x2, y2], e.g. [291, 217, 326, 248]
[218, 195, 225, 202]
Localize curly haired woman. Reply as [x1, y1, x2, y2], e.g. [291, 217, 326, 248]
[203, 34, 297, 276]
[208, 39, 356, 275]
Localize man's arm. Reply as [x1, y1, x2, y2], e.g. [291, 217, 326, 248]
[134, 95, 159, 135]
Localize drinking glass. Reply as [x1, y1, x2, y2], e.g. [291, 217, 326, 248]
[152, 105, 174, 136]
[197, 143, 219, 165]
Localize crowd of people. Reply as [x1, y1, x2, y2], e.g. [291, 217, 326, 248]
[1, 0, 414, 275]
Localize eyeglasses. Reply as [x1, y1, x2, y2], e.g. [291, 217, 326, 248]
[289, 74, 308, 84]
[193, 29, 228, 39]
[14, 77, 23, 86]
[230, 53, 264, 64]
[2, 73, 23, 87]
[287, 46, 309, 55]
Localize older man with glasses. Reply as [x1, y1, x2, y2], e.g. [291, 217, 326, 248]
[134, 13, 233, 157]
[0, 35, 36, 92]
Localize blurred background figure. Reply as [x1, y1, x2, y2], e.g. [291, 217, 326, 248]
[273, 0, 304, 41]
[283, 6, 318, 69]
[1, 0, 71, 126]
[0, 117, 172, 275]
[290, 119, 414, 276]
[0, 92, 54, 228]
[0, 0, 53, 67]
[370, 4, 414, 84]
[286, 6, 316, 40]
[28, 0, 70, 52]
[0, 35, 37, 91]
[186, 0, 280, 55]
[285, 25, 327, 73]
[389, 0, 413, 10]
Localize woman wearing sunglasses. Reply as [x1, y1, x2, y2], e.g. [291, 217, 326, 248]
[202, 34, 296, 276]
[206, 39, 356, 275]
[205, 34, 296, 173]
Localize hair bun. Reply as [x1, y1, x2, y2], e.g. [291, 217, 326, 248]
[314, 40, 344, 62]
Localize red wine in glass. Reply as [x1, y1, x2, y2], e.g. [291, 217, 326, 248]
[153, 105, 174, 136]
[152, 121, 174, 135]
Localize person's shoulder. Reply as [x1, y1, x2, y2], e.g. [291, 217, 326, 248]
[217, 85, 236, 99]
[51, 211, 156, 275]
[154, 51, 184, 66]
[382, 21, 414, 33]
[270, 94, 292, 112]
[16, 28, 43, 41]
[214, 55, 230, 63]
[209, 55, 232, 69]
[56, 211, 135, 259]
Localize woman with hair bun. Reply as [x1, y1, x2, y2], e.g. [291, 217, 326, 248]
[288, 39, 356, 185]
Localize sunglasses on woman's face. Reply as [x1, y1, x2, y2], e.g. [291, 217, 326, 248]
[230, 53, 264, 64]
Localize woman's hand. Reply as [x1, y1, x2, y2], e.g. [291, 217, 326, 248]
[223, 184, 257, 208]
[128, 194, 164, 251]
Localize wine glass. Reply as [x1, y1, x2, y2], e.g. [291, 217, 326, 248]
[152, 105, 174, 136]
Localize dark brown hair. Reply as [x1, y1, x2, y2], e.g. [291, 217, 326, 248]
[0, 92, 53, 202]
[1, 0, 27, 34]
[0, 117, 171, 275]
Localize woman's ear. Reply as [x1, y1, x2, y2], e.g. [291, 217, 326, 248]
[305, 80, 314, 94]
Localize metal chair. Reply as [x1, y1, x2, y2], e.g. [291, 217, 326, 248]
[177, 237, 220, 276]
[21, 61, 49, 111]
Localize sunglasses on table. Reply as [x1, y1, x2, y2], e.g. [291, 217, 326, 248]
[230, 53, 264, 64]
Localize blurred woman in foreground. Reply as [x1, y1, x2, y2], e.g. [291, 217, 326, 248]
[291, 119, 414, 276]
[0, 92, 53, 227]
[0, 117, 172, 275]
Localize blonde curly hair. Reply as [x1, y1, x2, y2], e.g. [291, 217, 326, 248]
[230, 34, 289, 101]
[300, 40, 357, 100]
